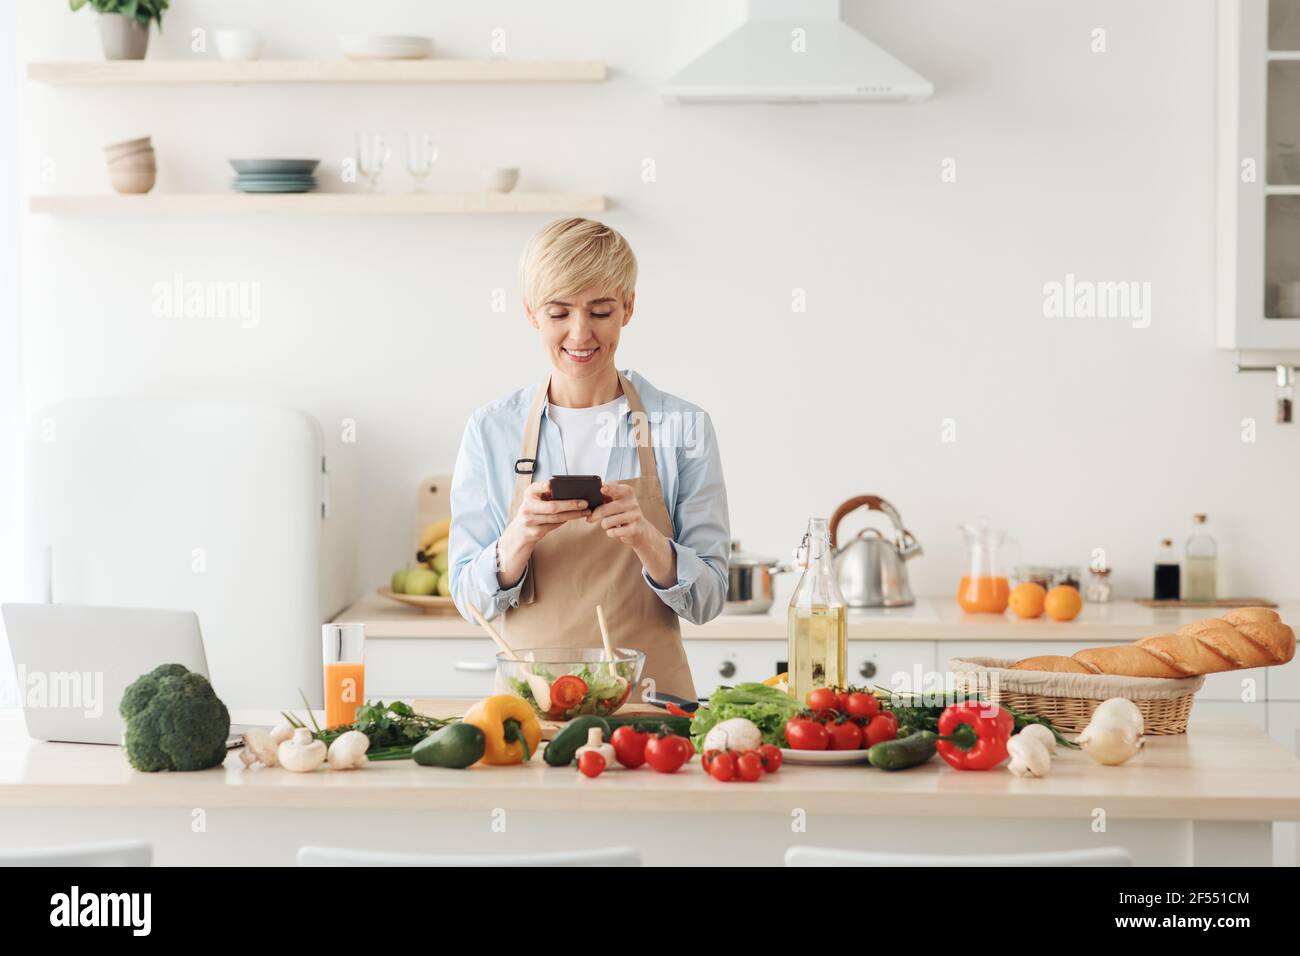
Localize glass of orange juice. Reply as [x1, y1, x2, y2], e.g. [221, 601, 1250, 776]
[322, 623, 365, 729]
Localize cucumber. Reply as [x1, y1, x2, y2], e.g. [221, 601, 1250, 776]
[543, 715, 610, 767]
[867, 730, 938, 771]
[413, 723, 485, 769]
[603, 714, 692, 737]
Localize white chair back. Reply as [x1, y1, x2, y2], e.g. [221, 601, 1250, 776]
[785, 846, 1133, 867]
[0, 840, 152, 867]
[298, 845, 640, 867]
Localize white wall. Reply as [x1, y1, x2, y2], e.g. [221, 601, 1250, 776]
[12, 0, 1300, 604]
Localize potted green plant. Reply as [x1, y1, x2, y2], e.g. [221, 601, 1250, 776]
[69, 0, 169, 61]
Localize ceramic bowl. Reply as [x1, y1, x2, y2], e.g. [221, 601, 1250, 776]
[481, 166, 519, 193]
[103, 136, 152, 162]
[214, 29, 262, 61]
[109, 167, 156, 194]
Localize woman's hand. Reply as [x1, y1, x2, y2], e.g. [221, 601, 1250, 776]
[588, 483, 677, 587]
[496, 481, 589, 587]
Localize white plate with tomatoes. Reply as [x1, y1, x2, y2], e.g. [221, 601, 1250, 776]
[779, 747, 872, 766]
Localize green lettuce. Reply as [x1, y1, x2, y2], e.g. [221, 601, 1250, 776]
[689, 683, 802, 750]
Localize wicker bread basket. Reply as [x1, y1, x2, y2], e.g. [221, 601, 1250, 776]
[949, 656, 1206, 735]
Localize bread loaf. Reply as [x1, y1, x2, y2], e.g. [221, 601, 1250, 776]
[1009, 607, 1294, 678]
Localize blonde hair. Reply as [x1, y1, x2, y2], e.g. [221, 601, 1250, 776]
[519, 217, 638, 309]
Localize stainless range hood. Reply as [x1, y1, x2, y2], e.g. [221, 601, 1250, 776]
[661, 0, 933, 104]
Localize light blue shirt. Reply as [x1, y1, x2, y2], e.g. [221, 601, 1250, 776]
[449, 369, 730, 626]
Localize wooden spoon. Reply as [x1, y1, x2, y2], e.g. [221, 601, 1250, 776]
[468, 604, 551, 712]
[595, 604, 629, 705]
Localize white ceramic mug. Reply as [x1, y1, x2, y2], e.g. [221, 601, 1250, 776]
[481, 166, 519, 193]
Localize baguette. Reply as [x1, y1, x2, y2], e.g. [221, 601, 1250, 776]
[1009, 607, 1294, 678]
[1008, 655, 1093, 674]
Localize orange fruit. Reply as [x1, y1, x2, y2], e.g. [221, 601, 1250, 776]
[1008, 582, 1047, 619]
[1044, 585, 1083, 622]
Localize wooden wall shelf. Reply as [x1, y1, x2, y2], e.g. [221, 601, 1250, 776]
[26, 59, 607, 86]
[28, 193, 608, 216]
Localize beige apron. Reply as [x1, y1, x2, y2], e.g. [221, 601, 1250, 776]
[504, 372, 697, 700]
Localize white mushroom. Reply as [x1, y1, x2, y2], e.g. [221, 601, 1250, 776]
[575, 727, 617, 770]
[703, 718, 763, 753]
[238, 729, 279, 767]
[1078, 721, 1143, 766]
[1017, 723, 1058, 755]
[267, 721, 296, 746]
[1089, 698, 1144, 735]
[1007, 733, 1053, 777]
[326, 730, 370, 770]
[277, 727, 327, 772]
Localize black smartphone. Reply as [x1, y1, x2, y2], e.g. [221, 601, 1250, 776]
[548, 474, 605, 510]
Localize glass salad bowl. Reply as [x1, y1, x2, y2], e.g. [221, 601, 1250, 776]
[495, 647, 645, 720]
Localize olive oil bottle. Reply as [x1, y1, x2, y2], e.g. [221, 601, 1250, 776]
[788, 518, 848, 703]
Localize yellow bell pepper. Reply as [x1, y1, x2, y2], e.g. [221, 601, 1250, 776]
[462, 695, 542, 765]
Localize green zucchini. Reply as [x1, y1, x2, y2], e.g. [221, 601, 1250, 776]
[603, 714, 692, 736]
[867, 730, 938, 771]
[413, 723, 486, 769]
[543, 715, 610, 767]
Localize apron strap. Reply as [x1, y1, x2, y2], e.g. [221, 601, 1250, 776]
[616, 373, 659, 482]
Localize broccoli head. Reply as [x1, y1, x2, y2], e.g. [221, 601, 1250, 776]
[119, 663, 230, 772]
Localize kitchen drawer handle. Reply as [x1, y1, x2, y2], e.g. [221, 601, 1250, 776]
[454, 662, 495, 672]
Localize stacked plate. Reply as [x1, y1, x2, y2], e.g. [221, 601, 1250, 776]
[229, 159, 320, 194]
[340, 34, 433, 60]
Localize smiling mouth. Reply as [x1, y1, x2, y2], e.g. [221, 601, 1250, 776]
[563, 347, 598, 361]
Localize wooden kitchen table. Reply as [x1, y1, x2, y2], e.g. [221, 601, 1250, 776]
[0, 708, 1297, 866]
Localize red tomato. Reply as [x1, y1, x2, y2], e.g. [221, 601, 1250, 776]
[758, 743, 783, 773]
[863, 712, 899, 748]
[736, 751, 764, 782]
[645, 733, 690, 773]
[577, 750, 606, 777]
[784, 717, 830, 751]
[835, 691, 851, 711]
[610, 725, 649, 769]
[806, 688, 840, 712]
[708, 751, 737, 782]
[827, 720, 864, 751]
[550, 675, 588, 711]
[844, 692, 880, 721]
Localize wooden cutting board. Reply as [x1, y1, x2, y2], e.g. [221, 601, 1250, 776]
[1134, 598, 1277, 609]
[413, 698, 671, 740]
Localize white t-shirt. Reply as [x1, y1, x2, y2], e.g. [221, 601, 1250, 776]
[547, 397, 622, 478]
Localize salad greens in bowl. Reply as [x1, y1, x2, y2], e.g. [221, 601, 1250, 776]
[496, 648, 644, 720]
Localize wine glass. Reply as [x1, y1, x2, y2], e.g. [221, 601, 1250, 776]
[356, 132, 390, 192]
[407, 133, 439, 192]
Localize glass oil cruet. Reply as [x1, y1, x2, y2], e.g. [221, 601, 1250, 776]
[787, 518, 848, 702]
[957, 517, 1016, 614]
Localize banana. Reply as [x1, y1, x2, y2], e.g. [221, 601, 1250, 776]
[418, 517, 451, 550]
[415, 537, 450, 565]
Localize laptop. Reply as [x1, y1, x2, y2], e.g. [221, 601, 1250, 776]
[2, 603, 255, 746]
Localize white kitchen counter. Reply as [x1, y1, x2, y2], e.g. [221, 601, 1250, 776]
[0, 707, 1295, 866]
[336, 592, 1299, 643]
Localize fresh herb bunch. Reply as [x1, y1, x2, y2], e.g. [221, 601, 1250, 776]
[69, 0, 170, 29]
[283, 697, 457, 761]
[873, 687, 1078, 750]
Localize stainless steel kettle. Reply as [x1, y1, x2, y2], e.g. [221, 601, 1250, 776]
[829, 495, 922, 607]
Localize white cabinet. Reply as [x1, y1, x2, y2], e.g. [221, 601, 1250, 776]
[848, 641, 937, 693]
[686, 640, 787, 694]
[366, 639, 497, 699]
[1218, 0, 1300, 350]
[1268, 702, 1300, 865]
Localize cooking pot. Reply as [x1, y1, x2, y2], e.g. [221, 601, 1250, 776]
[829, 495, 922, 607]
[725, 541, 789, 614]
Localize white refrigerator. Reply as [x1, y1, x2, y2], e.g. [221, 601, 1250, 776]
[26, 397, 359, 708]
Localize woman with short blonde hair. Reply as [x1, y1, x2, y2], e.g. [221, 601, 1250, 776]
[449, 218, 730, 700]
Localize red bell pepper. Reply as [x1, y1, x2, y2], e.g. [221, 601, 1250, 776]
[936, 700, 1014, 771]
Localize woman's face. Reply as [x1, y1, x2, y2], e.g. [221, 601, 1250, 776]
[527, 284, 633, 385]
